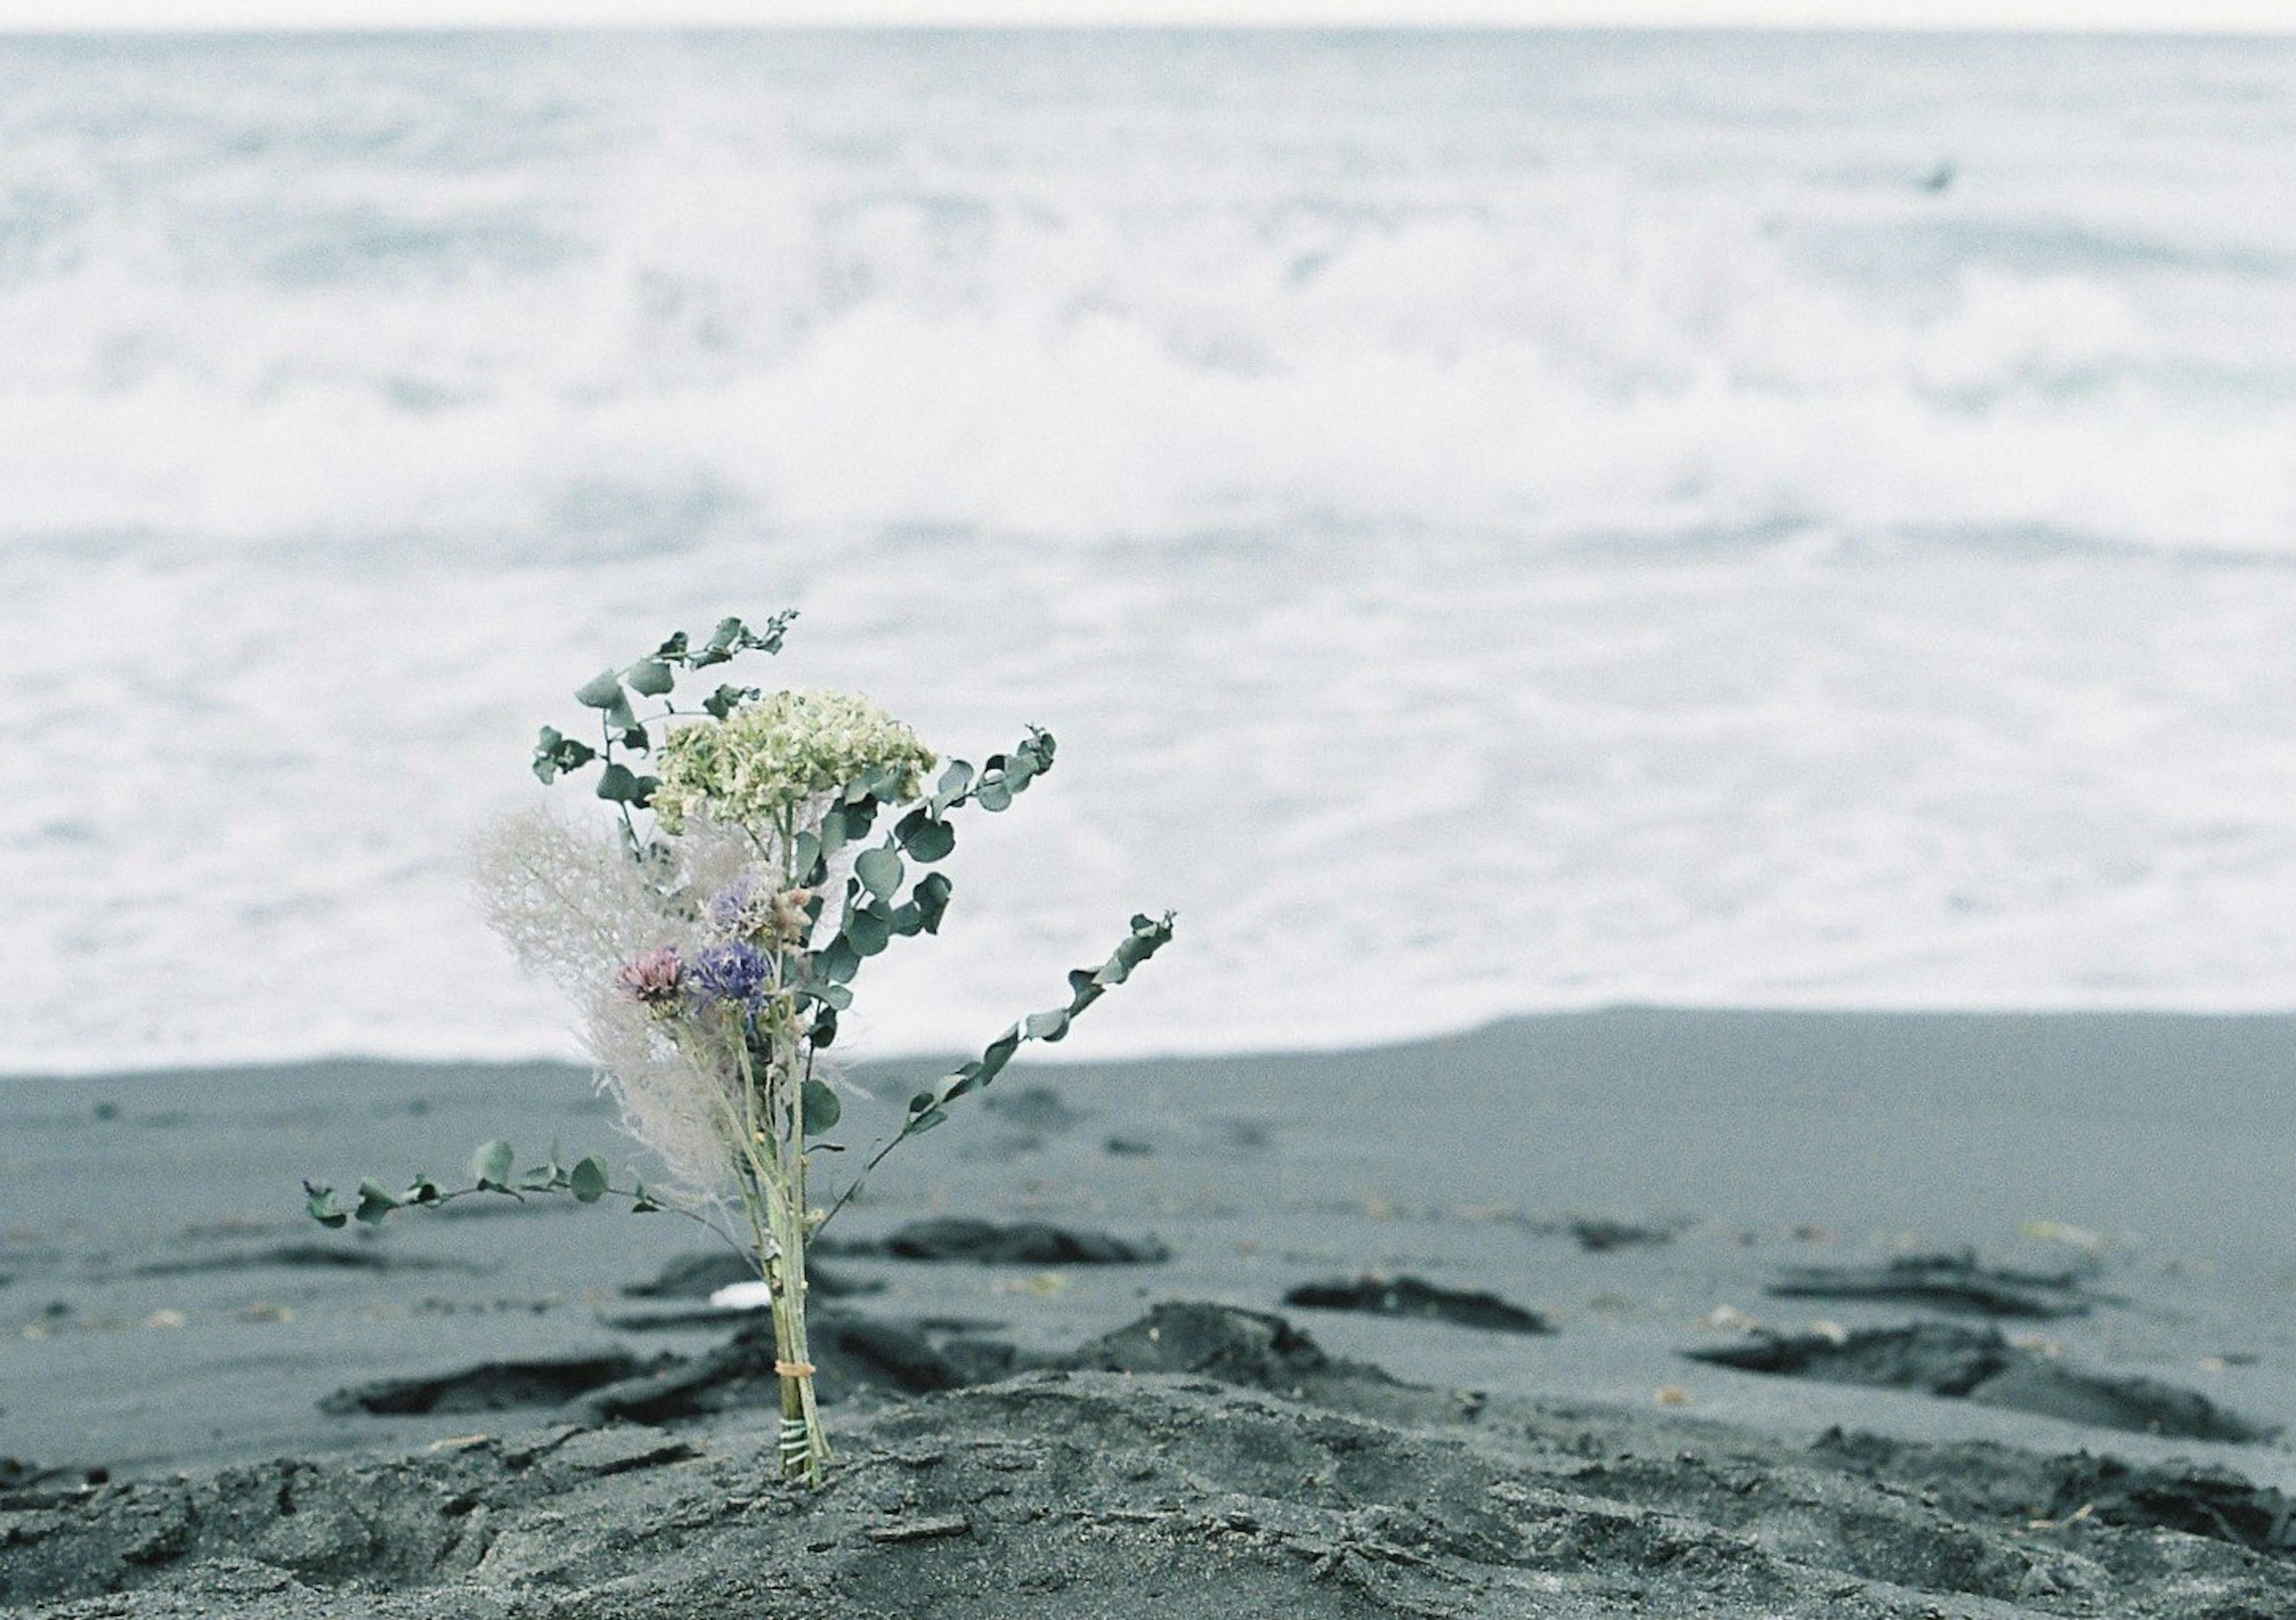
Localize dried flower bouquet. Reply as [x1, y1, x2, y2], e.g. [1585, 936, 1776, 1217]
[307, 612, 1171, 1483]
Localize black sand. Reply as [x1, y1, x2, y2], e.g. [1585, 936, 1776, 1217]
[5, 1010, 2295, 1615]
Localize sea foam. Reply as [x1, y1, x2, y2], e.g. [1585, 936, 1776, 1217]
[4, 30, 2296, 1074]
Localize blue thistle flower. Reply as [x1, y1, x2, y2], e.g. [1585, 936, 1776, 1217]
[690, 941, 769, 1007]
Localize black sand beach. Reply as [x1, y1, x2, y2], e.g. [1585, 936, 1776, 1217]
[5, 1011, 2295, 1616]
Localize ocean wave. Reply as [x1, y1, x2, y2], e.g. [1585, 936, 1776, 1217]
[7, 31, 2296, 1073]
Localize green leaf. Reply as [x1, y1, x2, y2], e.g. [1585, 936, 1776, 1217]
[855, 845, 903, 901]
[808, 1003, 839, 1047]
[886, 902, 923, 936]
[532, 727, 598, 785]
[569, 1155, 609, 1203]
[654, 631, 691, 660]
[624, 658, 674, 697]
[819, 936, 861, 984]
[845, 907, 891, 957]
[896, 809, 956, 862]
[906, 1106, 949, 1135]
[1024, 1008, 1071, 1043]
[471, 1139, 515, 1191]
[801, 980, 852, 1012]
[792, 829, 822, 877]
[816, 980, 854, 1011]
[575, 669, 625, 709]
[517, 1162, 562, 1192]
[937, 759, 975, 800]
[976, 777, 1013, 813]
[403, 1176, 442, 1207]
[596, 762, 658, 805]
[702, 683, 758, 720]
[817, 806, 851, 856]
[913, 871, 952, 933]
[978, 1026, 1022, 1081]
[303, 1180, 347, 1229]
[353, 1178, 399, 1225]
[630, 1181, 664, 1213]
[801, 1078, 843, 1133]
[909, 1087, 942, 1115]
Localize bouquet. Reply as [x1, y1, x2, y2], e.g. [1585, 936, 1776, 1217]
[306, 612, 1172, 1484]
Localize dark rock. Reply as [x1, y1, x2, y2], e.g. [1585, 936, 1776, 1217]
[1568, 1218, 1678, 1252]
[0, 1457, 107, 1509]
[621, 1251, 753, 1298]
[1064, 1301, 1341, 1387]
[573, 1311, 1033, 1424]
[1687, 1322, 2274, 1442]
[1766, 1250, 2099, 1318]
[321, 1353, 665, 1416]
[1283, 1274, 1552, 1335]
[980, 1085, 1084, 1133]
[1103, 1136, 1153, 1157]
[619, 1250, 876, 1300]
[2048, 1455, 2296, 1552]
[825, 1216, 1169, 1265]
[133, 1243, 481, 1278]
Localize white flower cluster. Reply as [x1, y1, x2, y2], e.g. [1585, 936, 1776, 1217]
[650, 689, 937, 834]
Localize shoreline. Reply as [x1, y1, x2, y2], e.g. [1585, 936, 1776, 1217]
[5, 1010, 2294, 1613]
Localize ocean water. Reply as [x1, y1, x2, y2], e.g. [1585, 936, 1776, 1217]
[5, 29, 2296, 1076]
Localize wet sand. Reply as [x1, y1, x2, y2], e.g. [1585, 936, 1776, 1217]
[4, 1011, 2294, 1615]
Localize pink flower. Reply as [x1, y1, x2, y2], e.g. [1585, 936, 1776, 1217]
[617, 947, 685, 1010]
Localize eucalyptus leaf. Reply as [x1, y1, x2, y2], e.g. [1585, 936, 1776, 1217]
[569, 1155, 609, 1203]
[596, 763, 658, 805]
[303, 1180, 347, 1229]
[978, 1026, 1022, 1080]
[846, 907, 891, 957]
[937, 759, 974, 799]
[896, 810, 955, 862]
[819, 936, 861, 984]
[802, 980, 852, 1012]
[354, 1179, 399, 1225]
[471, 1139, 515, 1190]
[801, 1079, 843, 1133]
[575, 670, 625, 709]
[913, 871, 952, 933]
[1024, 1008, 1070, 1042]
[855, 845, 903, 901]
[703, 682, 759, 720]
[624, 658, 674, 697]
[976, 778, 1013, 813]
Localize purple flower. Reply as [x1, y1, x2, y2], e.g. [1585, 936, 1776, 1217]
[690, 941, 769, 1006]
[707, 876, 763, 936]
[616, 947, 685, 1011]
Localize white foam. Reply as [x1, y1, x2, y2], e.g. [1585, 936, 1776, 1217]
[6, 33, 2296, 1075]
